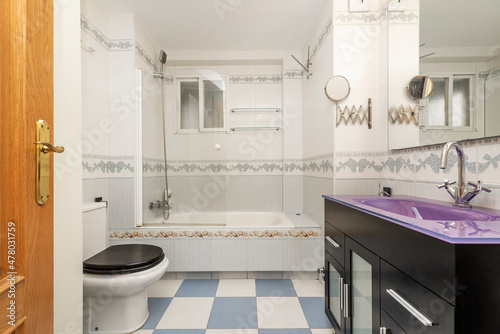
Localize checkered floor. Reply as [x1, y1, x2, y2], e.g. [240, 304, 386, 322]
[134, 279, 333, 334]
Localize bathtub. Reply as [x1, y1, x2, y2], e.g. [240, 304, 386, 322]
[144, 211, 295, 229]
[109, 211, 322, 272]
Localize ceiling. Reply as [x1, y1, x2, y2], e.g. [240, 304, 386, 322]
[420, 0, 500, 48]
[97, 0, 325, 51]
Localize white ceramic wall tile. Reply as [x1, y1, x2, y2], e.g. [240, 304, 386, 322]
[171, 239, 212, 271]
[477, 141, 500, 185]
[284, 176, 303, 214]
[303, 176, 333, 226]
[108, 178, 134, 228]
[247, 239, 288, 271]
[108, 51, 135, 103]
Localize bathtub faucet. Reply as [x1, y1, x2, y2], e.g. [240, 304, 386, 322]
[438, 141, 491, 208]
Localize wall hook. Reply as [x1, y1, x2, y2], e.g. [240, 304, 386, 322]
[291, 45, 312, 79]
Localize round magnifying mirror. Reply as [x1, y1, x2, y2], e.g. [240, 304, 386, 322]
[325, 75, 351, 102]
[406, 75, 434, 101]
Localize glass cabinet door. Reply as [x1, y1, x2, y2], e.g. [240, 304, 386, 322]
[325, 251, 345, 333]
[345, 237, 380, 334]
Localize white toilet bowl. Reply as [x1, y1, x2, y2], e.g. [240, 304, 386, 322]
[82, 244, 169, 334]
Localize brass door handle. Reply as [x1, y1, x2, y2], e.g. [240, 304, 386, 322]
[34, 120, 65, 205]
[34, 141, 65, 153]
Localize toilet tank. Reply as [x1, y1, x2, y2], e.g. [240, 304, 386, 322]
[83, 202, 107, 261]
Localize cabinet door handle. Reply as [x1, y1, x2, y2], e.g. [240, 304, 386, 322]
[386, 289, 434, 326]
[339, 277, 344, 310]
[380, 328, 387, 334]
[344, 283, 350, 317]
[325, 236, 341, 248]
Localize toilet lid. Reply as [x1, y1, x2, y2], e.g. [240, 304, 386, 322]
[83, 244, 165, 274]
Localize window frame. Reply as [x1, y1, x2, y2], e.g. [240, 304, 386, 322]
[175, 75, 226, 134]
[421, 72, 475, 132]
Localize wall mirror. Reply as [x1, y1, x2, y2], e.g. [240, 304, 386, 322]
[388, 0, 500, 150]
[325, 75, 351, 103]
[406, 75, 433, 101]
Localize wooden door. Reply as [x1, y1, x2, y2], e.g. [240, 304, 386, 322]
[0, 0, 54, 332]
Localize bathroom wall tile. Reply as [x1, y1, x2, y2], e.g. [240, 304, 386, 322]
[379, 178, 415, 197]
[303, 176, 333, 226]
[168, 176, 227, 212]
[108, 178, 135, 228]
[225, 176, 283, 211]
[108, 102, 135, 157]
[284, 176, 304, 214]
[255, 83, 282, 109]
[413, 147, 463, 182]
[335, 178, 379, 195]
[379, 151, 415, 180]
[108, 51, 135, 103]
[283, 119, 303, 161]
[82, 179, 93, 201]
[226, 84, 256, 110]
[476, 141, 500, 186]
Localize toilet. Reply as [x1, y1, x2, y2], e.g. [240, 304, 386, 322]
[82, 202, 169, 334]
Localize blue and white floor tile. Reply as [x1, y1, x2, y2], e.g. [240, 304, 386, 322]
[135, 279, 332, 334]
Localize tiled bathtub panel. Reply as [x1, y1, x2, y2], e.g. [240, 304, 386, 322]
[303, 176, 333, 226]
[210, 239, 248, 271]
[225, 175, 283, 212]
[108, 178, 135, 229]
[143, 175, 167, 224]
[288, 238, 323, 272]
[171, 239, 212, 272]
[247, 239, 288, 271]
[284, 176, 304, 214]
[168, 176, 228, 212]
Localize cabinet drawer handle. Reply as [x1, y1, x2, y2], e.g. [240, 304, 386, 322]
[325, 236, 340, 248]
[344, 284, 350, 318]
[380, 327, 387, 334]
[386, 289, 434, 327]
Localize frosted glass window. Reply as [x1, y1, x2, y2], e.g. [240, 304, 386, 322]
[180, 80, 200, 130]
[453, 77, 471, 127]
[203, 79, 224, 129]
[352, 252, 372, 334]
[427, 78, 449, 126]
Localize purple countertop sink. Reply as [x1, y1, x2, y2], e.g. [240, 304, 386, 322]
[354, 198, 500, 222]
[323, 195, 500, 244]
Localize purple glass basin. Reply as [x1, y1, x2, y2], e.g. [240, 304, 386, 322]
[354, 198, 500, 221]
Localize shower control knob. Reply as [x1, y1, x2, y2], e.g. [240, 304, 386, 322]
[214, 144, 221, 150]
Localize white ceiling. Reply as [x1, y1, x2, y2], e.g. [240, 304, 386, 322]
[97, 0, 325, 51]
[420, 0, 500, 48]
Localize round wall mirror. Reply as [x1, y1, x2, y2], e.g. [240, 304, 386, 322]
[406, 75, 434, 101]
[325, 75, 351, 102]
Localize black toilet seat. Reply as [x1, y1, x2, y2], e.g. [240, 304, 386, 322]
[83, 244, 165, 274]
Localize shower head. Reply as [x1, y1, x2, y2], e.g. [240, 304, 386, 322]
[159, 50, 167, 64]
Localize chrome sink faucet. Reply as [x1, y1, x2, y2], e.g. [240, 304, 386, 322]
[438, 141, 490, 208]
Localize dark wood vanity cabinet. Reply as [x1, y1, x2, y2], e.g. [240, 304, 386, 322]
[324, 199, 500, 334]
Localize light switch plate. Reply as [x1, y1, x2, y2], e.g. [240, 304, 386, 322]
[348, 0, 369, 12]
[388, 0, 407, 12]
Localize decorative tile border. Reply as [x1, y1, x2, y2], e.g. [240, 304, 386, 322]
[135, 42, 160, 73]
[303, 153, 334, 178]
[310, 15, 333, 62]
[334, 12, 380, 24]
[229, 75, 282, 84]
[388, 10, 419, 24]
[82, 154, 134, 178]
[109, 229, 320, 239]
[283, 70, 303, 80]
[80, 15, 134, 51]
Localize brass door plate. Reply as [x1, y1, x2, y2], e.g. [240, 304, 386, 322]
[35, 120, 51, 205]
